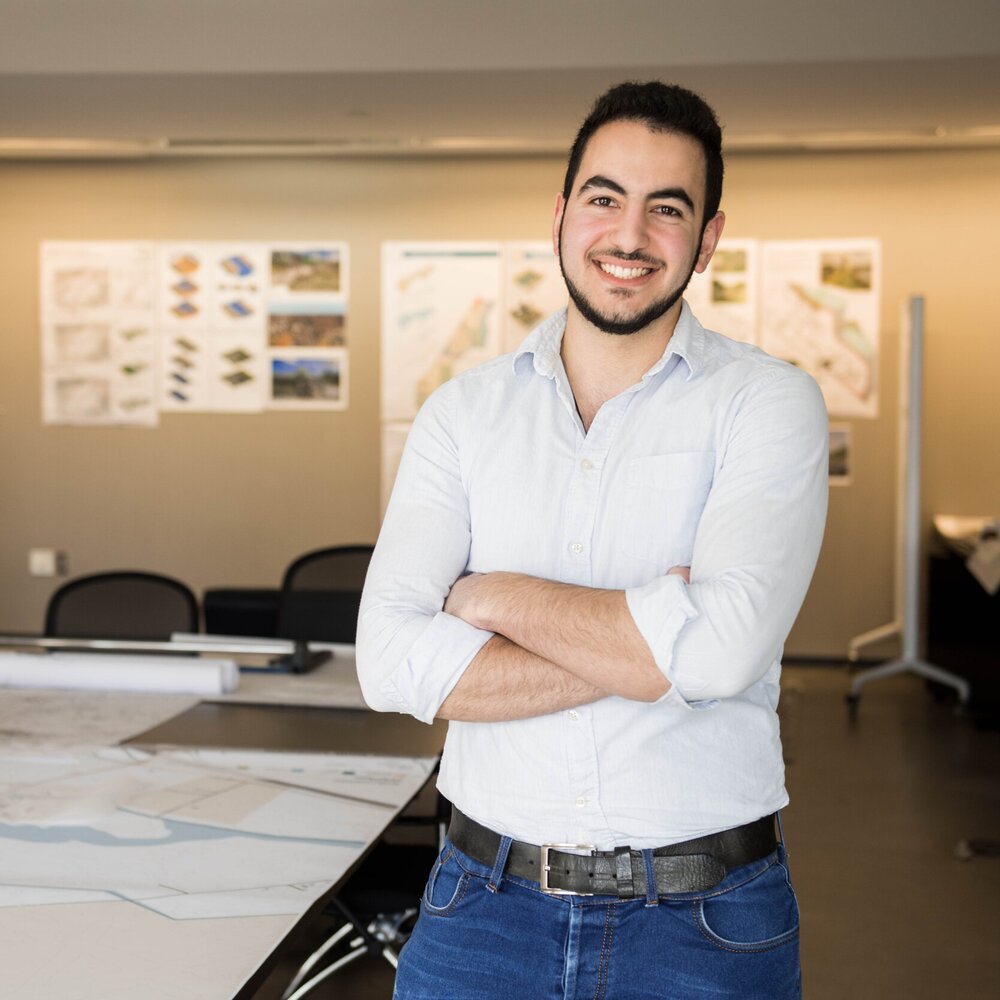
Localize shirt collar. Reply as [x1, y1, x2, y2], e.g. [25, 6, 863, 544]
[512, 308, 567, 378]
[512, 300, 708, 382]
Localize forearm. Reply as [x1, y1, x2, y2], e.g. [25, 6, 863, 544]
[437, 634, 607, 722]
[447, 572, 670, 702]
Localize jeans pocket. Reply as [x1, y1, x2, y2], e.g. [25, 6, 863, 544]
[421, 846, 471, 918]
[694, 857, 800, 953]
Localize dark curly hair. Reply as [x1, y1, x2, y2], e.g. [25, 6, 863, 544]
[562, 81, 724, 230]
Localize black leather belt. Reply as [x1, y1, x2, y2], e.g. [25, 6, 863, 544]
[449, 809, 778, 898]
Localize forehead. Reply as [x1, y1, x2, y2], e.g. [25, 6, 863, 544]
[574, 120, 707, 204]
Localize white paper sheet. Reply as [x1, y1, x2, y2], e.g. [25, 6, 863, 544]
[0, 689, 199, 749]
[0, 745, 435, 919]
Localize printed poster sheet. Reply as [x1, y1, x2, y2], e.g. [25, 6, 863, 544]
[40, 241, 350, 423]
[759, 239, 880, 418]
[502, 241, 565, 352]
[381, 242, 503, 423]
[685, 238, 759, 345]
[267, 244, 349, 411]
[40, 242, 159, 427]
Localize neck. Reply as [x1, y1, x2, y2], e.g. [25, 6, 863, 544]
[561, 302, 681, 431]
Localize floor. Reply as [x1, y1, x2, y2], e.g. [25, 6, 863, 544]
[252, 665, 1000, 999]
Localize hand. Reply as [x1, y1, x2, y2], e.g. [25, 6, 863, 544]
[444, 572, 486, 624]
[668, 565, 691, 583]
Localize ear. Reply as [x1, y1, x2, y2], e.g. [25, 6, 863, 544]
[694, 211, 725, 274]
[551, 193, 566, 257]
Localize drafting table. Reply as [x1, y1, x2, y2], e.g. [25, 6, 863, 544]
[0, 664, 446, 1000]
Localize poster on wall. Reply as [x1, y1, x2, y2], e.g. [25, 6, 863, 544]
[685, 238, 759, 345]
[269, 350, 349, 410]
[40, 242, 159, 426]
[501, 241, 566, 352]
[759, 239, 881, 418]
[266, 244, 349, 411]
[40, 240, 350, 424]
[157, 241, 270, 413]
[381, 242, 502, 423]
[202, 242, 270, 413]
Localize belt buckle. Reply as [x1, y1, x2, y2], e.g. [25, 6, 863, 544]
[539, 843, 596, 896]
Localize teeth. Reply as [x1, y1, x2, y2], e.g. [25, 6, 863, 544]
[599, 262, 651, 279]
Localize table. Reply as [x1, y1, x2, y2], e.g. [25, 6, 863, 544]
[0, 666, 446, 1000]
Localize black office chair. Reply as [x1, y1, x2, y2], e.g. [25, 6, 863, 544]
[276, 545, 375, 644]
[44, 570, 200, 640]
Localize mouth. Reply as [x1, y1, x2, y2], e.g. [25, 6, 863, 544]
[591, 256, 660, 284]
[598, 261, 652, 280]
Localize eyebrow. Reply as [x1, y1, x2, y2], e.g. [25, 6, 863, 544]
[578, 175, 695, 213]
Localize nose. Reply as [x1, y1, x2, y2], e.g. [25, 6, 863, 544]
[610, 203, 649, 255]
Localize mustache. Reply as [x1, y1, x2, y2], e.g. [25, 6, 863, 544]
[588, 249, 663, 268]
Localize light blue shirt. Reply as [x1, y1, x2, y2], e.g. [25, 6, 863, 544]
[358, 303, 828, 848]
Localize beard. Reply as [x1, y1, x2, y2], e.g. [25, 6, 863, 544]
[558, 229, 699, 337]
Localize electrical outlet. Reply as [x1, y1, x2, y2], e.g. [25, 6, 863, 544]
[28, 548, 67, 577]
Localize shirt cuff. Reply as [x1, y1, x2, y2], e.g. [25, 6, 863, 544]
[381, 611, 493, 724]
[625, 574, 717, 711]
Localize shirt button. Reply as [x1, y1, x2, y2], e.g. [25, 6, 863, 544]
[580, 458, 593, 471]
[569, 542, 583, 555]
[575, 796, 587, 808]
[568, 710, 579, 721]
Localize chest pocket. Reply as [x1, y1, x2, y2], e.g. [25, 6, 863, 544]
[621, 451, 716, 567]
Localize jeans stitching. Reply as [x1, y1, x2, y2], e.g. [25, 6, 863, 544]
[422, 850, 472, 917]
[592, 903, 616, 1000]
[689, 865, 800, 954]
[691, 899, 799, 954]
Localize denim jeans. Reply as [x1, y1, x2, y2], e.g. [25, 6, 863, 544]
[393, 837, 801, 999]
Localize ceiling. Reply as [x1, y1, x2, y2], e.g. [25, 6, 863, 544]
[2, 0, 1000, 157]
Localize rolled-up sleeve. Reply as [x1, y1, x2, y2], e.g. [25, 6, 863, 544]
[625, 367, 828, 703]
[357, 382, 493, 723]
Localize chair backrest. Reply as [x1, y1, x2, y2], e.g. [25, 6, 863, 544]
[276, 545, 374, 643]
[44, 571, 200, 640]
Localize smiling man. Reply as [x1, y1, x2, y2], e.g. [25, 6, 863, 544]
[358, 82, 828, 999]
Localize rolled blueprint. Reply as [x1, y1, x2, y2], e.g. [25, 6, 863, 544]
[0, 652, 239, 695]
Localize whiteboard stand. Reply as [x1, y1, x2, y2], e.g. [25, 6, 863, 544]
[846, 297, 970, 710]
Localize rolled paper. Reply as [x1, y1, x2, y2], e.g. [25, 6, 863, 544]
[0, 652, 239, 695]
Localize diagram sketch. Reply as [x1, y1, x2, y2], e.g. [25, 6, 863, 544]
[40, 242, 159, 426]
[381, 242, 502, 422]
[760, 239, 880, 418]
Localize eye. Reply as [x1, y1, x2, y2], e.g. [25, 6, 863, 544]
[652, 204, 682, 217]
[590, 195, 616, 207]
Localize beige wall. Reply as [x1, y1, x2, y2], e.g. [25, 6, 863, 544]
[2, 149, 998, 653]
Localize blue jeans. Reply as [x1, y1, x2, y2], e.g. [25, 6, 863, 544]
[394, 837, 801, 999]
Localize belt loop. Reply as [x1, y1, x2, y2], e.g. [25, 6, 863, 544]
[776, 811, 787, 855]
[641, 849, 659, 907]
[614, 846, 635, 900]
[487, 835, 513, 893]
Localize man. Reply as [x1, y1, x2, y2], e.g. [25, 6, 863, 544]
[358, 81, 827, 999]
